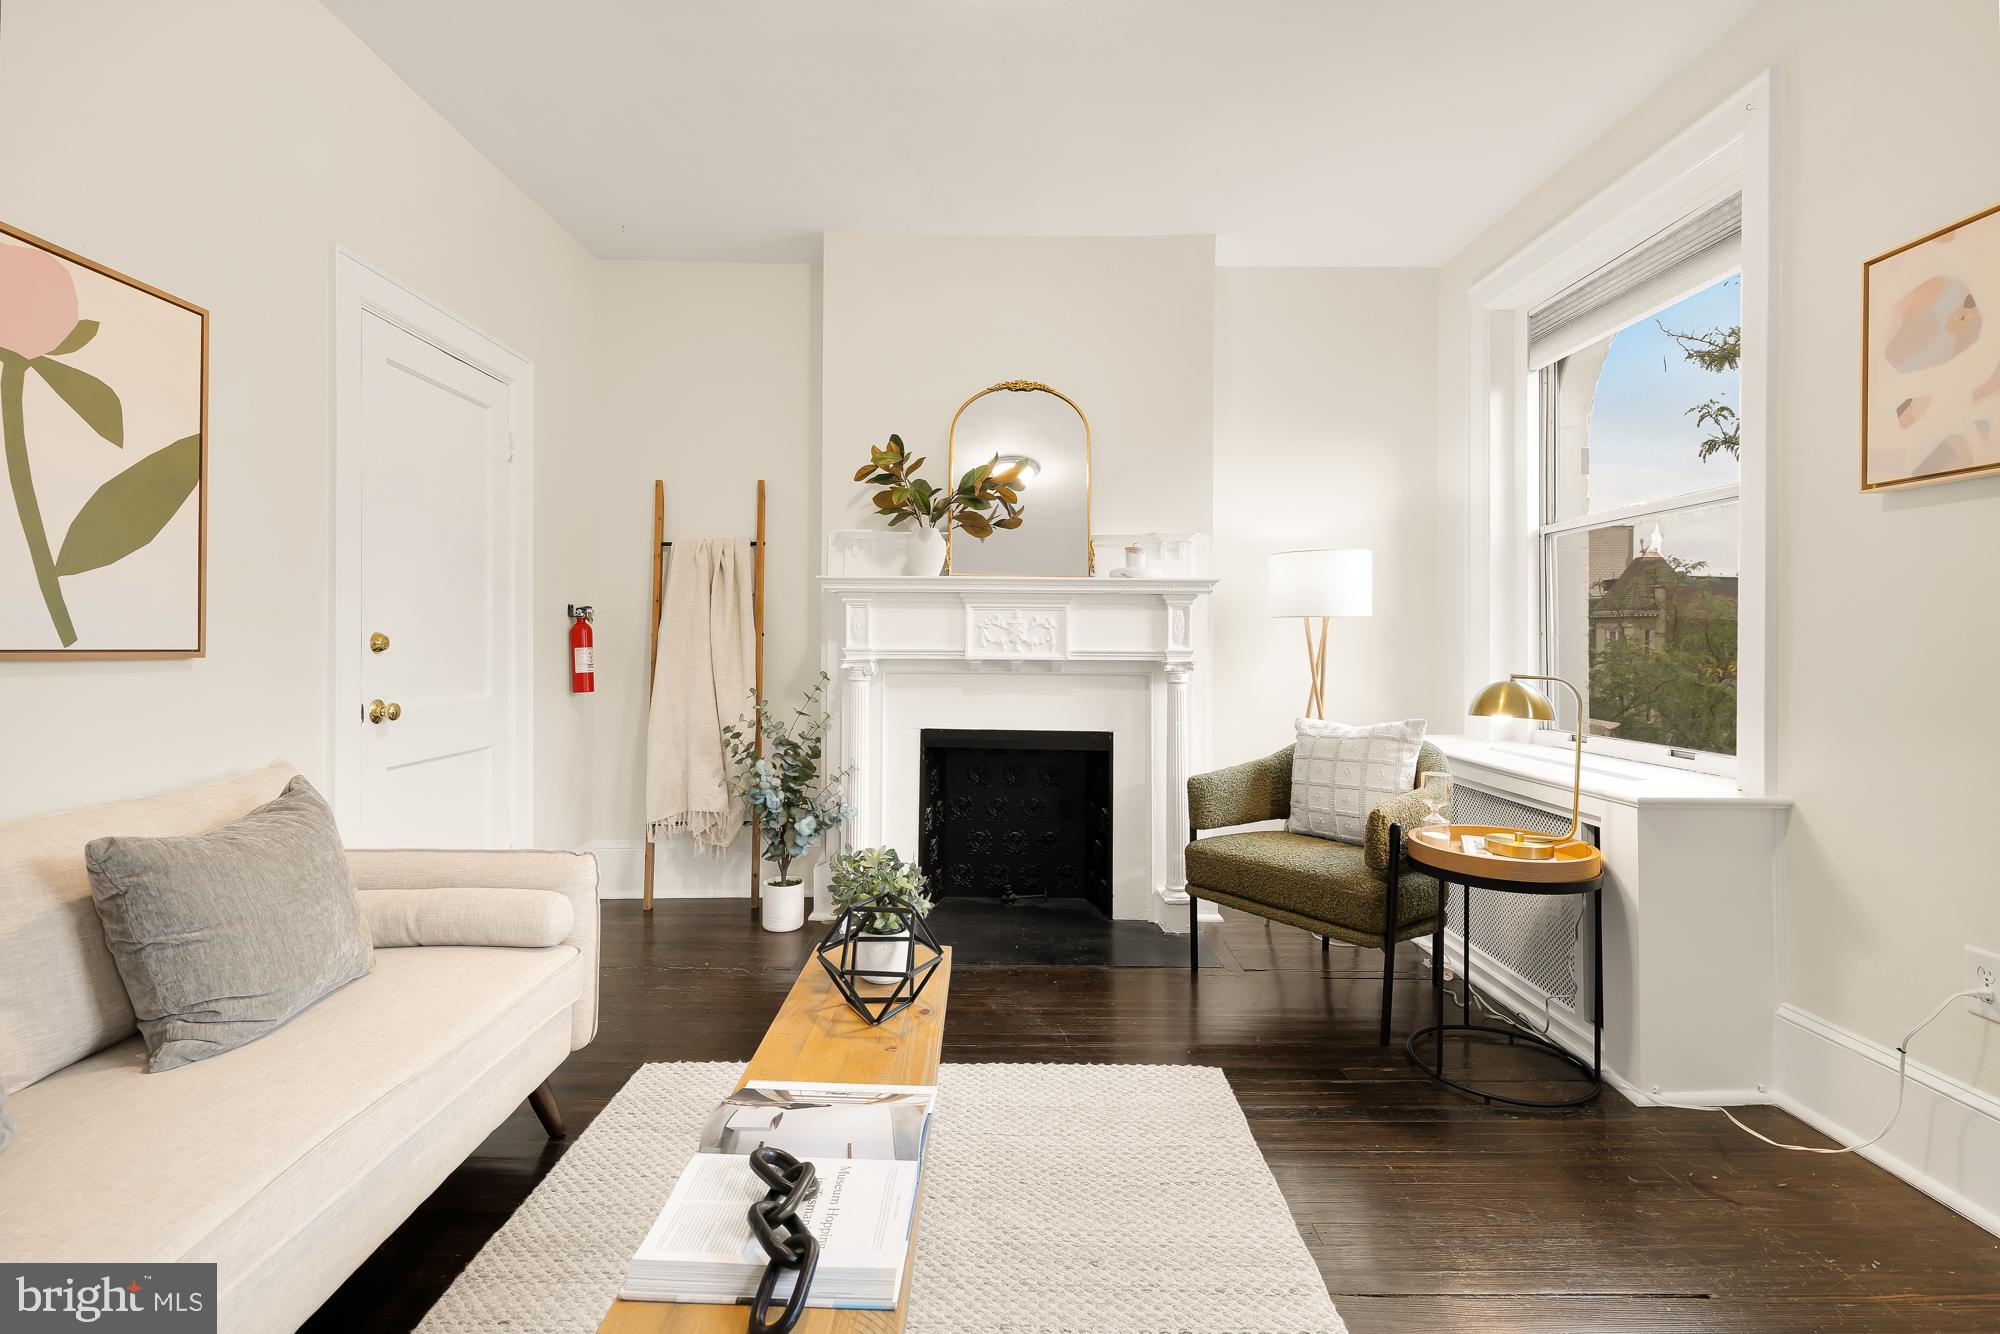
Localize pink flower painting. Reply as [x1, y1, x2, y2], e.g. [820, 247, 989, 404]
[0, 244, 80, 361]
[0, 229, 204, 652]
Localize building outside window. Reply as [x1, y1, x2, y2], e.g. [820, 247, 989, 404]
[1539, 271, 1742, 763]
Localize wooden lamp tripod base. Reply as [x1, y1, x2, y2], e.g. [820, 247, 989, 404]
[1300, 615, 1331, 720]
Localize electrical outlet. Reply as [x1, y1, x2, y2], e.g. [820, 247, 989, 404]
[1967, 946, 2000, 1023]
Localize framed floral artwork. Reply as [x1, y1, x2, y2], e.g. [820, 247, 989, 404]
[0, 221, 206, 658]
[1862, 201, 2000, 492]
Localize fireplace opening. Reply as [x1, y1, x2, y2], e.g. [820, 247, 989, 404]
[918, 728, 1112, 917]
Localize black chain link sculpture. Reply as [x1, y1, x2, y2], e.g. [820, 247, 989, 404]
[745, 1147, 820, 1334]
[813, 887, 944, 1025]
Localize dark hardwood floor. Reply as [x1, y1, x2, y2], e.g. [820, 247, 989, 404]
[307, 900, 2000, 1332]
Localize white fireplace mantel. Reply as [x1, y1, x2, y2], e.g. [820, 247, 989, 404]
[820, 572, 1218, 930]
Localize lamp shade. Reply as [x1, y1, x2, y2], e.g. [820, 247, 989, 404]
[1467, 678, 1557, 721]
[1268, 549, 1372, 618]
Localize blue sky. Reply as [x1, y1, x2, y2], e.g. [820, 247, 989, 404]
[1576, 275, 1741, 572]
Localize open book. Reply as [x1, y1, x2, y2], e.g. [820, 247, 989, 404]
[621, 1081, 936, 1310]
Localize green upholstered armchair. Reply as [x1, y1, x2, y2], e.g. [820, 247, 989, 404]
[1185, 741, 1447, 1044]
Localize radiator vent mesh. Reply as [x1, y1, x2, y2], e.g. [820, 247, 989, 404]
[1445, 784, 1590, 1008]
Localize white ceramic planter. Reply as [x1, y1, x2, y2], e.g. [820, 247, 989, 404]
[852, 932, 912, 978]
[761, 879, 807, 933]
[906, 527, 947, 576]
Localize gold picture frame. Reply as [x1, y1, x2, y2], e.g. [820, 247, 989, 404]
[944, 380, 1094, 576]
[1860, 200, 2000, 493]
[0, 220, 208, 659]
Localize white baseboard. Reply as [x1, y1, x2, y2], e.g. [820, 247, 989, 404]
[578, 840, 645, 900]
[1159, 886, 1223, 931]
[579, 839, 753, 901]
[1764, 1002, 2000, 1238]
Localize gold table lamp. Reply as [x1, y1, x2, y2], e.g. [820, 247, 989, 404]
[1466, 674, 1585, 860]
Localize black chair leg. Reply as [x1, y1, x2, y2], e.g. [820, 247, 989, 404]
[1320, 934, 1330, 952]
[1187, 825, 1200, 975]
[1380, 825, 1404, 1045]
[1189, 895, 1200, 974]
[1432, 882, 1446, 986]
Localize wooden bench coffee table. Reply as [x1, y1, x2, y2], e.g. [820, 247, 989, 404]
[598, 947, 953, 1334]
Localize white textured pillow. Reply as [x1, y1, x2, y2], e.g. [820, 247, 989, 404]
[361, 886, 575, 949]
[0, 1081, 14, 1153]
[1287, 718, 1427, 845]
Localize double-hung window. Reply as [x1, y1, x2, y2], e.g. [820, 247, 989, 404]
[1530, 196, 1743, 771]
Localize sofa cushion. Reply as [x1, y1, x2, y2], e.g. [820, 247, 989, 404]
[362, 885, 575, 948]
[1186, 829, 1439, 934]
[348, 849, 601, 1049]
[0, 1083, 13, 1153]
[0, 762, 297, 1095]
[0, 943, 581, 1266]
[86, 777, 373, 1072]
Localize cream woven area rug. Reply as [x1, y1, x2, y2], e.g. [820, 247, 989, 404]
[418, 1061, 1345, 1334]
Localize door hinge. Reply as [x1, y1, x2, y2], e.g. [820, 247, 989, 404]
[507, 432, 518, 463]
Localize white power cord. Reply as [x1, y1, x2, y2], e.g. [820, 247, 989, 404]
[1653, 986, 1992, 1154]
[1438, 961, 1990, 1156]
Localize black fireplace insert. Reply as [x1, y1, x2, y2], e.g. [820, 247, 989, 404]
[917, 728, 1112, 917]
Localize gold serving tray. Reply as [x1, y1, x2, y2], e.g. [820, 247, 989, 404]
[1405, 824, 1603, 884]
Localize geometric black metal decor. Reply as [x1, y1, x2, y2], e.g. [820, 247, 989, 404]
[813, 888, 944, 1026]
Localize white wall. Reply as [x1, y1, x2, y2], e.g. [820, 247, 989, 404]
[818, 235, 1216, 555]
[0, 0, 601, 834]
[1435, 0, 2000, 1097]
[567, 261, 817, 891]
[1212, 268, 1439, 766]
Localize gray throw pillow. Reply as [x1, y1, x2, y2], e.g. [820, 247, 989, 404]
[84, 776, 372, 1072]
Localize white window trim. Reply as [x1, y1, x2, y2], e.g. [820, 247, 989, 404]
[1462, 72, 1775, 794]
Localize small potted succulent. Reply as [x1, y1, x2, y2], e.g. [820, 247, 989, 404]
[828, 846, 934, 975]
[723, 674, 852, 933]
[853, 434, 1026, 574]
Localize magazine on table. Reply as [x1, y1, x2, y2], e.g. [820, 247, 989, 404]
[621, 1080, 937, 1309]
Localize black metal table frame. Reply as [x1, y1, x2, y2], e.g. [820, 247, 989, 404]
[1396, 827, 1604, 1109]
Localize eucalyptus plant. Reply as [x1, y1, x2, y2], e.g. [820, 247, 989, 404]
[853, 433, 1026, 539]
[721, 673, 853, 885]
[828, 846, 934, 934]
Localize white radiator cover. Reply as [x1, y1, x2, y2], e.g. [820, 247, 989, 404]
[1430, 735, 1788, 1102]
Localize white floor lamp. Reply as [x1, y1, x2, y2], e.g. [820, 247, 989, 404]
[1268, 549, 1372, 720]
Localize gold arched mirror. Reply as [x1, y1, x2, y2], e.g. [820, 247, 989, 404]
[946, 380, 1093, 576]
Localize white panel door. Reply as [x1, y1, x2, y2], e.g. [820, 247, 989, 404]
[353, 312, 518, 846]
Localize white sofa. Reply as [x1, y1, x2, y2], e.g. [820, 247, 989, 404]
[0, 762, 599, 1333]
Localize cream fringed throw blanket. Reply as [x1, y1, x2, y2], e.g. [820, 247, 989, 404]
[646, 538, 754, 853]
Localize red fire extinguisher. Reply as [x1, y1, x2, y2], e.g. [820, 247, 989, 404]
[567, 605, 595, 694]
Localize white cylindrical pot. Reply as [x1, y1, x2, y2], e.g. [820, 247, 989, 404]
[762, 880, 807, 933]
[853, 933, 912, 978]
[907, 527, 947, 576]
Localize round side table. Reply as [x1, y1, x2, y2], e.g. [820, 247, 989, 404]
[1400, 824, 1604, 1108]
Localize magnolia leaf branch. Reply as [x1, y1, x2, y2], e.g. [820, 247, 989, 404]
[853, 433, 1025, 539]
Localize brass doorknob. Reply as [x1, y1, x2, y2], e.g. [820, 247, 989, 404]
[369, 632, 390, 654]
[367, 699, 403, 724]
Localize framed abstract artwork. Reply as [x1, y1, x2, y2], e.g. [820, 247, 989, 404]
[0, 221, 206, 658]
[1862, 201, 2000, 492]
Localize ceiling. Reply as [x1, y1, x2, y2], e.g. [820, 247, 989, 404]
[322, 0, 1761, 267]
